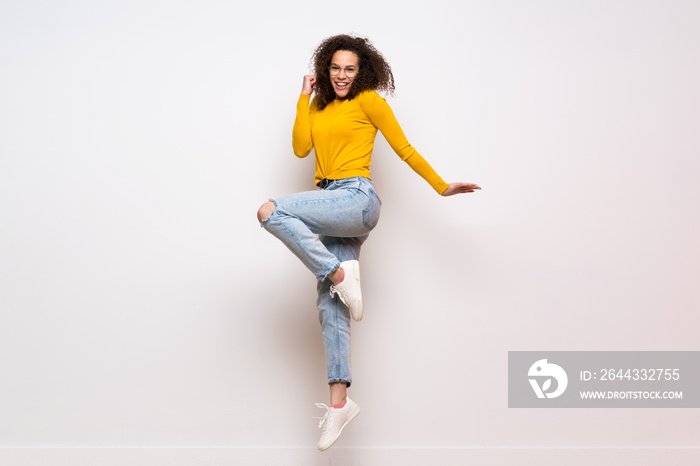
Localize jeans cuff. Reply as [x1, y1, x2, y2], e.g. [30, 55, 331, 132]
[328, 378, 351, 388]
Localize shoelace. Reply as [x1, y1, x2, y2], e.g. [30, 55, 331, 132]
[314, 403, 334, 432]
[329, 285, 346, 305]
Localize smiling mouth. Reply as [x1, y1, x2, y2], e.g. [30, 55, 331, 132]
[335, 82, 349, 90]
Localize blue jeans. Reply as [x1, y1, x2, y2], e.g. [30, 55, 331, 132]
[261, 177, 381, 386]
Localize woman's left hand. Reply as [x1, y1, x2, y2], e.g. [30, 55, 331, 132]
[441, 182, 482, 196]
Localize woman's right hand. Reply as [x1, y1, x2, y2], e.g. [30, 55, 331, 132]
[301, 75, 317, 95]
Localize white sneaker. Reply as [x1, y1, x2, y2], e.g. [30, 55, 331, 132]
[330, 260, 363, 321]
[315, 398, 361, 451]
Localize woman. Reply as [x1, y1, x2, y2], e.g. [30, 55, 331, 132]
[257, 34, 480, 451]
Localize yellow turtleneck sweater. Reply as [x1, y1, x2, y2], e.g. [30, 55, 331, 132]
[292, 90, 449, 194]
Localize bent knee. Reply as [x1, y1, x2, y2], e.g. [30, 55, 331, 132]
[257, 201, 275, 223]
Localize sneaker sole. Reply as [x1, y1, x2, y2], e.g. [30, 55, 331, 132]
[317, 405, 361, 452]
[346, 260, 363, 322]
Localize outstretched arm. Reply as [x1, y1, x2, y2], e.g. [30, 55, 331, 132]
[361, 92, 480, 196]
[441, 182, 481, 197]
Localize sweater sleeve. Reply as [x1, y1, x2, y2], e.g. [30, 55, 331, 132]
[292, 93, 314, 158]
[361, 92, 449, 194]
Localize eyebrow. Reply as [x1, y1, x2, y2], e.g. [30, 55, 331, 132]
[330, 63, 357, 68]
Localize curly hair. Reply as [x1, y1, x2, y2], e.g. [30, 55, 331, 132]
[311, 34, 395, 111]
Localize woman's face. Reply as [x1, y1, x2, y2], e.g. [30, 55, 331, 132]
[329, 50, 359, 99]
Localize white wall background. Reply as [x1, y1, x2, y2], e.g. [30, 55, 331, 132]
[1, 0, 699, 463]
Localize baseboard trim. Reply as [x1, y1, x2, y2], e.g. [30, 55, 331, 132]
[1, 447, 699, 465]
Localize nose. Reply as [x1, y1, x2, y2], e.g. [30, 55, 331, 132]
[337, 69, 347, 78]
